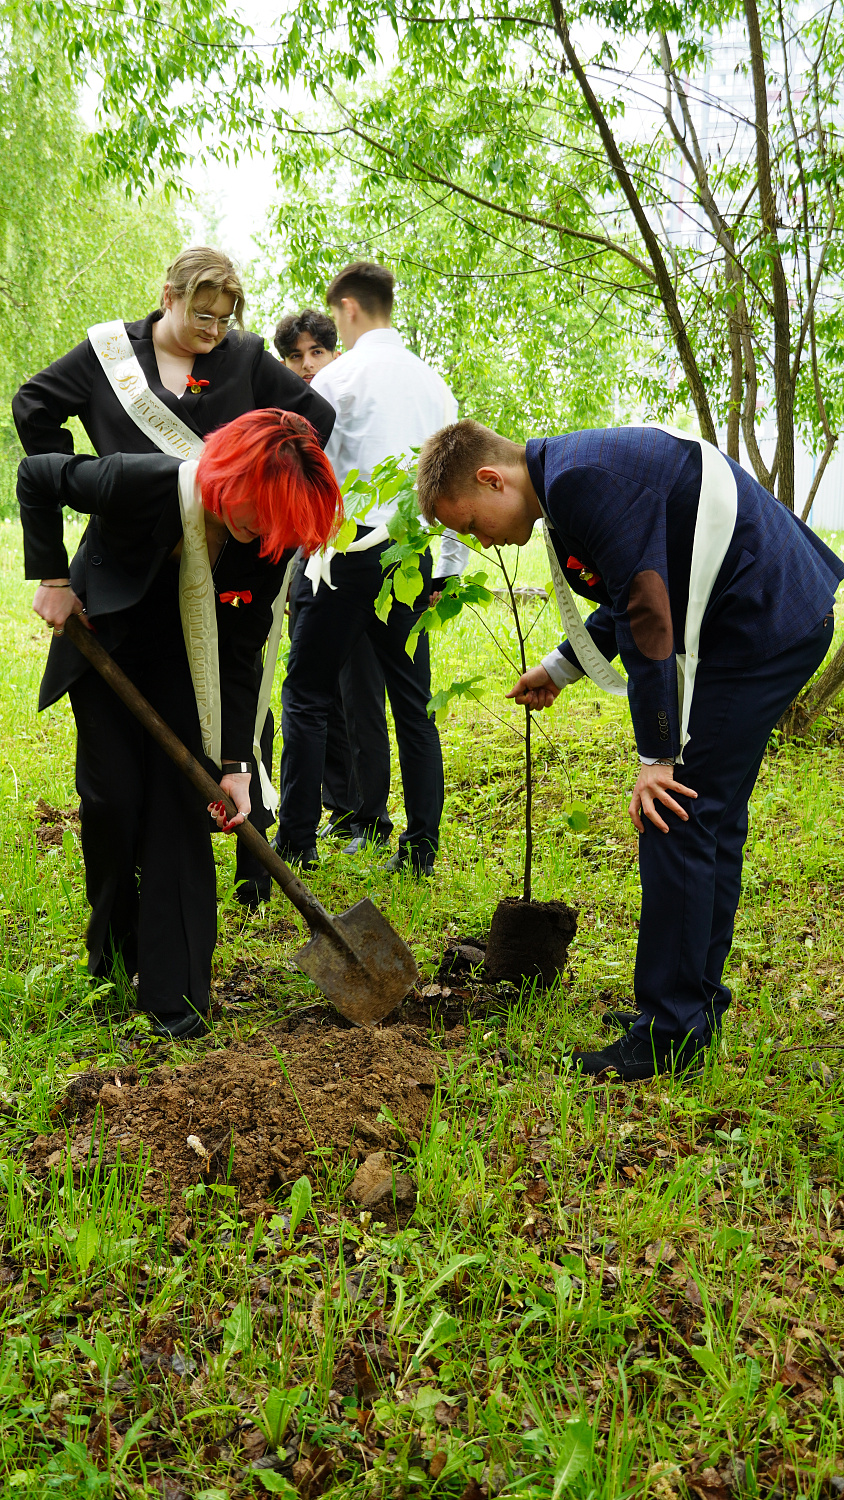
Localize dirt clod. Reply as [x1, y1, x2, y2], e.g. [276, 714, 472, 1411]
[347, 1150, 415, 1211]
[28, 1022, 436, 1212]
[484, 897, 577, 987]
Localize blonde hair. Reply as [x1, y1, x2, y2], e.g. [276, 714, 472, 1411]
[416, 420, 523, 522]
[160, 246, 245, 327]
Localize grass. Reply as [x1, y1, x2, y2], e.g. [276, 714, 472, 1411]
[1, 509, 844, 1498]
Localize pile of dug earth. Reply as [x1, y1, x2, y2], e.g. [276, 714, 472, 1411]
[27, 1021, 444, 1218]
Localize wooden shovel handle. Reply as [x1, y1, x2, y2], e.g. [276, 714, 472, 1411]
[63, 615, 339, 940]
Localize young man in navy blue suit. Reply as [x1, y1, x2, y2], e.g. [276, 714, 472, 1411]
[417, 420, 843, 1081]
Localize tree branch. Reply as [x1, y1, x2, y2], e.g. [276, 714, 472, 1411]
[550, 2, 717, 442]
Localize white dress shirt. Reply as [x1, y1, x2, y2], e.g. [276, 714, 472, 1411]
[310, 327, 469, 578]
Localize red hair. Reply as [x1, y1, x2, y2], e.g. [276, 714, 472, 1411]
[196, 409, 342, 562]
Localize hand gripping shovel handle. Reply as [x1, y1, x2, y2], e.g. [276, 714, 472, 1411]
[63, 616, 345, 946]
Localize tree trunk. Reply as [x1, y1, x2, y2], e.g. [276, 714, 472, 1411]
[745, 0, 795, 508]
[778, 638, 844, 736]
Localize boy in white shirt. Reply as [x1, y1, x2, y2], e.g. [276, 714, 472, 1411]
[274, 261, 465, 874]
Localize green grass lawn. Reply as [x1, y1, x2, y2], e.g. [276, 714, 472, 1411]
[1, 517, 844, 1498]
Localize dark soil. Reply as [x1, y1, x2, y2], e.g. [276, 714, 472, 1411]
[27, 1021, 440, 1214]
[484, 897, 578, 987]
[34, 797, 80, 848]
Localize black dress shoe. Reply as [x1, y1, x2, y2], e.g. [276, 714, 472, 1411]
[318, 813, 355, 839]
[383, 849, 434, 877]
[344, 830, 391, 855]
[150, 1011, 210, 1041]
[272, 835, 319, 871]
[570, 1031, 707, 1082]
[235, 878, 272, 908]
[601, 1009, 639, 1032]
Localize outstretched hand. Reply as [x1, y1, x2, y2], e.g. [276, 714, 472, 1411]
[506, 665, 560, 711]
[629, 762, 697, 834]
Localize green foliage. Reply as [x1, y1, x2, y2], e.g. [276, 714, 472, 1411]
[0, 0, 183, 506]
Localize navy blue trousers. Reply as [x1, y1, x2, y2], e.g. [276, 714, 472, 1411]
[632, 613, 833, 1050]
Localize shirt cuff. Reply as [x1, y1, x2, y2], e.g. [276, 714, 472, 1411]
[639, 755, 676, 765]
[541, 649, 585, 690]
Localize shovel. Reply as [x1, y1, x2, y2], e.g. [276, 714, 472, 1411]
[64, 616, 418, 1026]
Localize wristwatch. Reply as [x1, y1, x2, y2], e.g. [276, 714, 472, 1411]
[221, 761, 251, 775]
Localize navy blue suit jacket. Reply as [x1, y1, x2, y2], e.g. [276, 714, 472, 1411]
[526, 427, 844, 758]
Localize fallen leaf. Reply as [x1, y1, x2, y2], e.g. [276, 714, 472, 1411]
[645, 1240, 676, 1267]
[525, 1179, 548, 1206]
[430, 1451, 448, 1479]
[685, 1276, 704, 1307]
[241, 1427, 268, 1461]
[776, 1360, 816, 1391]
[352, 1344, 379, 1401]
[460, 1481, 486, 1500]
[434, 1399, 461, 1426]
[817, 1255, 838, 1272]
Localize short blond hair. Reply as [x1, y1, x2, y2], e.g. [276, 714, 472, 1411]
[161, 246, 245, 326]
[416, 420, 524, 522]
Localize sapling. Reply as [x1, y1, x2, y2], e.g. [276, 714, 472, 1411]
[345, 457, 579, 984]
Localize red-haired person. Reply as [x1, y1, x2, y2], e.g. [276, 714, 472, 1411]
[18, 411, 342, 1039]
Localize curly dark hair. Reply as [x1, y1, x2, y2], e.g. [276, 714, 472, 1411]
[273, 308, 338, 359]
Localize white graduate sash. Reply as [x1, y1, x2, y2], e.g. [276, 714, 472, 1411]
[543, 425, 738, 762]
[177, 463, 223, 766]
[90, 321, 291, 808]
[650, 425, 737, 763]
[88, 320, 205, 461]
[542, 523, 628, 696]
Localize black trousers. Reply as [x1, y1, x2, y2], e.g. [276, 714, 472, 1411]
[69, 637, 216, 1025]
[340, 643, 392, 838]
[632, 613, 833, 1050]
[276, 543, 443, 860]
[288, 562, 392, 834]
[231, 702, 275, 889]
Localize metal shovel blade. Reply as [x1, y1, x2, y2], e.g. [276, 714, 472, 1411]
[294, 897, 419, 1026]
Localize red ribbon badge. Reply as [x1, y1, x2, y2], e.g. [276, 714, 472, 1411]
[567, 556, 600, 588]
[186, 376, 210, 395]
[219, 590, 253, 607]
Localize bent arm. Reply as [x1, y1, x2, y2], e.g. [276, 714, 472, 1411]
[251, 348, 336, 449]
[12, 340, 94, 457]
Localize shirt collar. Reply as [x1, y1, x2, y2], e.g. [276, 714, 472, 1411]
[348, 328, 404, 352]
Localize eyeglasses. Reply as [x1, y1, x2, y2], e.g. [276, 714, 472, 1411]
[191, 312, 232, 331]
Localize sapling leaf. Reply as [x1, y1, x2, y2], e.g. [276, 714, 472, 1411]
[374, 575, 394, 622]
[427, 677, 485, 724]
[62, 828, 75, 857]
[565, 805, 590, 832]
[393, 564, 423, 606]
[333, 517, 358, 553]
[288, 1175, 313, 1235]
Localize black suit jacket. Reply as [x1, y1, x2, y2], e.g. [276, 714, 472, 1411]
[12, 310, 335, 456]
[18, 451, 292, 760]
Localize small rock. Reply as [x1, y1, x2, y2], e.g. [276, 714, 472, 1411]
[354, 1116, 385, 1144]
